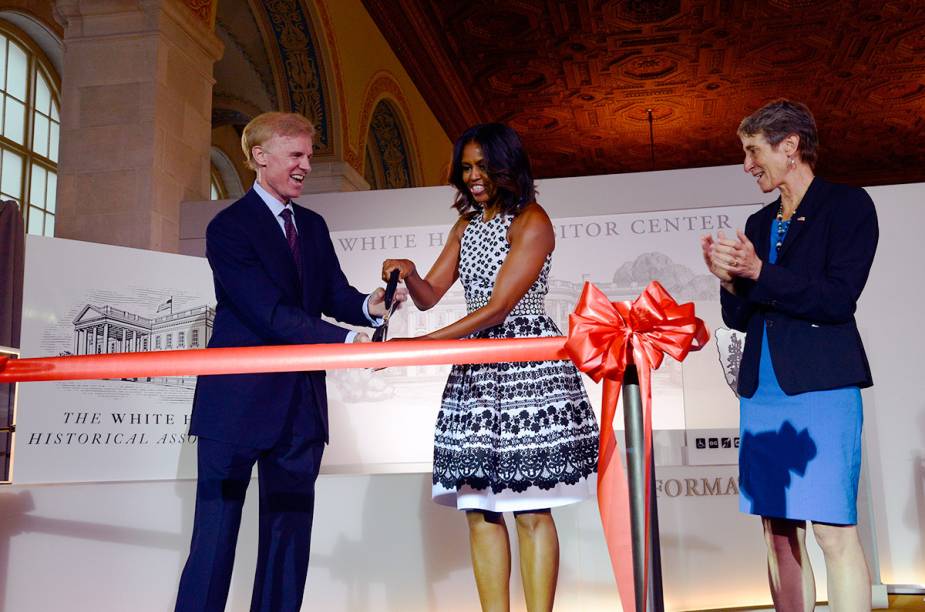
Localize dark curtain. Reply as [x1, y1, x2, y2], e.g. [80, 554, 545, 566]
[0, 200, 24, 350]
[0, 200, 23, 481]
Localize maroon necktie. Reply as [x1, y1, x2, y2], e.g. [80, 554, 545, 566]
[280, 208, 302, 280]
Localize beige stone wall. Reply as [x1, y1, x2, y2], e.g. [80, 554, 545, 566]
[55, 0, 221, 252]
[6, 0, 451, 251]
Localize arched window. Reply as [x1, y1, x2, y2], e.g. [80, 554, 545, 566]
[209, 146, 244, 200]
[0, 23, 59, 237]
[209, 167, 226, 200]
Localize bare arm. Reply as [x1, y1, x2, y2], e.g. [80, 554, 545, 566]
[425, 204, 554, 340]
[382, 216, 467, 311]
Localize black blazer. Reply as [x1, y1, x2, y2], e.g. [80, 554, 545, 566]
[190, 189, 370, 448]
[721, 177, 878, 397]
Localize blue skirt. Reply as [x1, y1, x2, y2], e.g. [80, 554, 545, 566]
[739, 327, 863, 525]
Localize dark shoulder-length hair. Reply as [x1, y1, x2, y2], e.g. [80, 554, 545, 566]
[449, 123, 536, 218]
[738, 99, 819, 168]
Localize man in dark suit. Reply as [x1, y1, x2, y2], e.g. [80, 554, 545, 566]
[175, 112, 398, 612]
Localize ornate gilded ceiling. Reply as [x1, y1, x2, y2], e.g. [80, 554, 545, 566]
[363, 0, 925, 186]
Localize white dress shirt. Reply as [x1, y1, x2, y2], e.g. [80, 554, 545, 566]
[252, 182, 380, 342]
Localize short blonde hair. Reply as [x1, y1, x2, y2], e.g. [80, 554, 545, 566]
[241, 112, 316, 171]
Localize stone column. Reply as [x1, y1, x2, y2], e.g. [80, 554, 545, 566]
[54, 0, 222, 253]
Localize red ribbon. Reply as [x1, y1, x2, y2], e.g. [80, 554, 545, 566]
[564, 281, 709, 611]
[0, 281, 707, 609]
[0, 338, 567, 382]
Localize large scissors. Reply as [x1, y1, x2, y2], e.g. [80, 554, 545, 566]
[372, 269, 400, 342]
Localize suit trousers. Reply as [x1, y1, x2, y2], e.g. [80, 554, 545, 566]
[175, 432, 325, 612]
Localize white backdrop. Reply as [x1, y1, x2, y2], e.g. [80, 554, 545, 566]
[15, 204, 755, 482]
[14, 237, 212, 482]
[852, 182, 925, 587]
[0, 166, 921, 611]
[321, 204, 755, 473]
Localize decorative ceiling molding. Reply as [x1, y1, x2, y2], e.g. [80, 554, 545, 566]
[247, 0, 332, 153]
[214, 12, 277, 110]
[357, 71, 423, 186]
[367, 100, 414, 189]
[310, 0, 357, 169]
[182, 0, 216, 27]
[362, 0, 481, 141]
[246, 0, 289, 116]
[363, 0, 925, 186]
[211, 93, 263, 127]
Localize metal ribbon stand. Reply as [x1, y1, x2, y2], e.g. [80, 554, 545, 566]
[622, 364, 664, 612]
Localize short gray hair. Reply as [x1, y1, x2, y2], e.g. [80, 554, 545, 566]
[738, 99, 819, 168]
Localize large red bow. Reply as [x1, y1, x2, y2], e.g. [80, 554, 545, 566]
[565, 281, 709, 612]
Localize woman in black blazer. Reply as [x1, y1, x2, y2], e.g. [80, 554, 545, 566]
[702, 99, 878, 611]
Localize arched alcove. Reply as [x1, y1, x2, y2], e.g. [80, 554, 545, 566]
[364, 98, 417, 189]
[246, 0, 333, 154]
[209, 146, 244, 199]
[211, 1, 340, 160]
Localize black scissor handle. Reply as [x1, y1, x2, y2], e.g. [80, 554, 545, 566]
[384, 268, 399, 309]
[373, 268, 400, 343]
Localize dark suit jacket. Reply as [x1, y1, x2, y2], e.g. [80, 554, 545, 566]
[721, 177, 878, 397]
[190, 189, 369, 448]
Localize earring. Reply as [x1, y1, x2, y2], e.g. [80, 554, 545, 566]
[787, 156, 796, 169]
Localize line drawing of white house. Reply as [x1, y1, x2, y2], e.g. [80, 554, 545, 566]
[71, 303, 214, 388]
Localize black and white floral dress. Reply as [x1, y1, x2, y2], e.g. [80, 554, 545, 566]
[432, 212, 600, 512]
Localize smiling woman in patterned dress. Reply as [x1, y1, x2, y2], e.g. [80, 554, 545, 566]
[382, 123, 599, 612]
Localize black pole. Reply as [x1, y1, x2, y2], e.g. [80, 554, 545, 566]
[650, 442, 665, 611]
[622, 364, 664, 611]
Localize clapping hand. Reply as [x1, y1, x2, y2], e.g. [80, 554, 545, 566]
[701, 232, 733, 282]
[703, 230, 762, 281]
